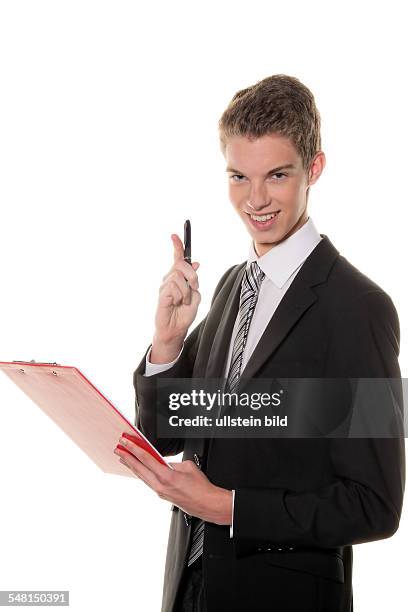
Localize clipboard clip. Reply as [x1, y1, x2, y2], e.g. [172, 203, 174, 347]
[13, 360, 59, 365]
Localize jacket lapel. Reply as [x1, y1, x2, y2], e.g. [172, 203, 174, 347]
[204, 264, 246, 380]
[237, 280, 317, 393]
[205, 235, 339, 391]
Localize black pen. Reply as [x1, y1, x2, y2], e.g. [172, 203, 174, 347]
[184, 219, 191, 265]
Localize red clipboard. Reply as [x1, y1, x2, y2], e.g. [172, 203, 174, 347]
[0, 360, 173, 476]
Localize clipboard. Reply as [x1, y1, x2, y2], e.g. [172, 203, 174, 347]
[0, 359, 173, 476]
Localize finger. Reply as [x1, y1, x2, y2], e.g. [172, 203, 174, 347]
[114, 445, 136, 463]
[124, 455, 161, 488]
[162, 271, 192, 303]
[116, 446, 160, 488]
[159, 279, 184, 306]
[119, 457, 139, 478]
[171, 234, 185, 263]
[162, 261, 199, 285]
[173, 260, 200, 290]
[120, 437, 171, 477]
[160, 272, 195, 300]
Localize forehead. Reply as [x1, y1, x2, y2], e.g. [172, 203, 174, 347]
[224, 133, 301, 174]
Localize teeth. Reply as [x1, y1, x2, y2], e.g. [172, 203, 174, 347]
[250, 212, 279, 221]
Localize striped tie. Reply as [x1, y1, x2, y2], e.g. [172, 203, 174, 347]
[186, 261, 266, 567]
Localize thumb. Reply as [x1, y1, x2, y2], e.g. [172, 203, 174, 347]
[192, 262, 200, 271]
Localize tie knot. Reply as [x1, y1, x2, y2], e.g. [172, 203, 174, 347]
[244, 261, 265, 293]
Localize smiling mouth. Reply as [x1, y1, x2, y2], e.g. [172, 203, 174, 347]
[246, 211, 281, 221]
[245, 210, 281, 230]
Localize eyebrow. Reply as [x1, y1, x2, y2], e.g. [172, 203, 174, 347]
[225, 164, 296, 175]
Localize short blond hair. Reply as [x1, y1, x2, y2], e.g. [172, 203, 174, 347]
[219, 74, 321, 172]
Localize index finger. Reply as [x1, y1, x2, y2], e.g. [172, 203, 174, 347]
[171, 233, 186, 264]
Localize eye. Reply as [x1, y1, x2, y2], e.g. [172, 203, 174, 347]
[229, 172, 287, 182]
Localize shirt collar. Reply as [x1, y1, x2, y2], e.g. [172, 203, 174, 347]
[246, 216, 322, 288]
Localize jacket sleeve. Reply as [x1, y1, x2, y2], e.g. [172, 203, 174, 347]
[233, 289, 406, 548]
[133, 264, 237, 457]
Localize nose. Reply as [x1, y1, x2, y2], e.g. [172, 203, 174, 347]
[247, 200, 272, 213]
[247, 186, 271, 212]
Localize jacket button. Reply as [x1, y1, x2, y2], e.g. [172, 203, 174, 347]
[193, 453, 201, 468]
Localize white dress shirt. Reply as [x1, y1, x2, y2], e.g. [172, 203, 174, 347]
[143, 217, 322, 538]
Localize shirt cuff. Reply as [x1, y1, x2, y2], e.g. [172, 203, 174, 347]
[143, 343, 184, 376]
[230, 489, 235, 538]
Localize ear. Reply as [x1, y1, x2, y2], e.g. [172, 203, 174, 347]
[308, 151, 326, 186]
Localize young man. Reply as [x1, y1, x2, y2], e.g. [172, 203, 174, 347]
[116, 75, 405, 611]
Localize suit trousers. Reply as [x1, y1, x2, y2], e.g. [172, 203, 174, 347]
[174, 556, 207, 612]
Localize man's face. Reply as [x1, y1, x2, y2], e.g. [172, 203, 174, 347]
[224, 133, 324, 256]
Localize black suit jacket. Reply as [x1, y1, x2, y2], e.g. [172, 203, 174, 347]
[133, 235, 405, 612]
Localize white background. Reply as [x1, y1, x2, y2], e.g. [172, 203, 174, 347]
[0, 1, 406, 610]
